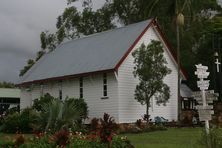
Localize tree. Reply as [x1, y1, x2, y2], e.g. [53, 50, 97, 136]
[132, 40, 171, 123]
[0, 81, 15, 88]
[19, 59, 35, 76]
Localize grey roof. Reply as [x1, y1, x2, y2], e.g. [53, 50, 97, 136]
[19, 19, 152, 84]
[180, 84, 193, 98]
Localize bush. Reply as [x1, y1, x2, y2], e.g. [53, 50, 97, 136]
[5, 106, 19, 115]
[32, 93, 54, 111]
[0, 108, 38, 133]
[64, 97, 88, 121]
[33, 97, 88, 132]
[0, 112, 20, 133]
[98, 113, 118, 144]
[20, 108, 39, 132]
[52, 129, 70, 146]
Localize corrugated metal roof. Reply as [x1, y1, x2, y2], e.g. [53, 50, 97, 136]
[19, 19, 152, 84]
[0, 88, 20, 98]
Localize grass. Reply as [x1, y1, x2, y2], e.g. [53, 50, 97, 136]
[122, 128, 204, 148]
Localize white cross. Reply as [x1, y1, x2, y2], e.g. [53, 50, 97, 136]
[215, 58, 221, 72]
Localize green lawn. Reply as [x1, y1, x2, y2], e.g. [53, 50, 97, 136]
[122, 128, 204, 148]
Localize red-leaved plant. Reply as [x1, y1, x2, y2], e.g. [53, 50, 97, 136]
[15, 134, 25, 147]
[98, 113, 118, 144]
[52, 129, 70, 147]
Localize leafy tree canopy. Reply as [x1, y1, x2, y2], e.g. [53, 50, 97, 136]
[132, 40, 171, 122]
[0, 81, 15, 88]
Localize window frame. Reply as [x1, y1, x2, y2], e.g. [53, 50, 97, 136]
[79, 77, 83, 98]
[103, 73, 108, 97]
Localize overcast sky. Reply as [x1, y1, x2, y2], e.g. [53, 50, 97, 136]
[0, 0, 104, 83]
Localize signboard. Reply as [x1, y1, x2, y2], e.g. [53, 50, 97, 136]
[198, 109, 213, 121]
[193, 90, 215, 96]
[197, 101, 214, 105]
[194, 96, 217, 101]
[197, 80, 210, 88]
[195, 64, 209, 79]
[195, 64, 208, 70]
[192, 91, 218, 100]
[195, 105, 213, 110]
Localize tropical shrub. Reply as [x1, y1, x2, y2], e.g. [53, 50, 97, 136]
[0, 112, 20, 133]
[33, 97, 88, 132]
[19, 108, 39, 133]
[0, 108, 38, 133]
[90, 113, 118, 145]
[99, 113, 118, 143]
[52, 129, 70, 147]
[32, 93, 54, 111]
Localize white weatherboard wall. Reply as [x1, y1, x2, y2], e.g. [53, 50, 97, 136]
[118, 25, 178, 123]
[20, 88, 32, 109]
[20, 73, 119, 122]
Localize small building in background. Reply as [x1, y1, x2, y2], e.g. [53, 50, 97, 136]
[0, 88, 20, 114]
[180, 83, 196, 110]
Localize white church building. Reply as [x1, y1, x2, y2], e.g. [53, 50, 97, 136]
[18, 19, 187, 123]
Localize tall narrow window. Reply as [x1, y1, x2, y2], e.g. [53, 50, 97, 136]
[59, 90, 62, 100]
[59, 81, 62, 100]
[80, 77, 83, 98]
[103, 73, 107, 97]
[40, 83, 44, 97]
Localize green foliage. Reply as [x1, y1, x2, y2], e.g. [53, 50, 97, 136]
[20, 135, 54, 148]
[199, 128, 222, 148]
[32, 93, 54, 111]
[0, 108, 38, 133]
[19, 108, 39, 133]
[0, 112, 20, 133]
[132, 40, 171, 121]
[19, 59, 35, 76]
[33, 96, 88, 132]
[5, 106, 20, 115]
[0, 140, 15, 147]
[0, 81, 15, 88]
